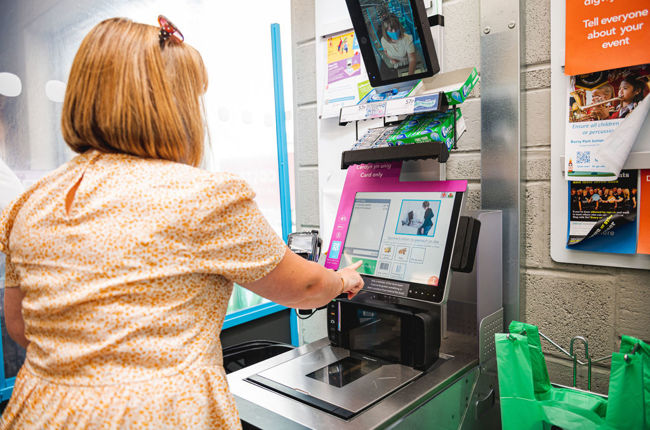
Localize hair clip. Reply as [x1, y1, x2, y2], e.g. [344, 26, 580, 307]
[158, 15, 184, 45]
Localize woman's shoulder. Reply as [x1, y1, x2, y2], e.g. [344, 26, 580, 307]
[144, 160, 254, 202]
[162, 162, 248, 190]
[0, 153, 84, 233]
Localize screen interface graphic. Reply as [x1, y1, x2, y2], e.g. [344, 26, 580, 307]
[340, 191, 456, 288]
[359, 0, 428, 81]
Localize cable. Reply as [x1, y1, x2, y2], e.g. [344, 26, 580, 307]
[295, 304, 329, 320]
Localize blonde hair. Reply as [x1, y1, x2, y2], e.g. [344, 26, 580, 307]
[62, 17, 208, 167]
[593, 83, 615, 99]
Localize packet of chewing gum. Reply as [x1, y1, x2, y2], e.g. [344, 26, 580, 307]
[387, 109, 463, 147]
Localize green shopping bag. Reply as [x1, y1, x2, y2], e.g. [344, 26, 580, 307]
[509, 321, 552, 394]
[496, 324, 608, 430]
[603, 336, 649, 429]
[621, 336, 650, 426]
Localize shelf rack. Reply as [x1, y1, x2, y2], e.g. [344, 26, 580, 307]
[341, 141, 449, 169]
[338, 90, 448, 125]
[339, 96, 459, 169]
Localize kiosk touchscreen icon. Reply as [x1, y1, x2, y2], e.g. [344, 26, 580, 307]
[395, 199, 440, 237]
[329, 241, 342, 259]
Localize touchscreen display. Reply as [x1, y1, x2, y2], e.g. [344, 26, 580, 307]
[340, 191, 458, 291]
[358, 0, 429, 81]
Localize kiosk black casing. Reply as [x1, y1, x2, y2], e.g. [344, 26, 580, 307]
[327, 298, 440, 370]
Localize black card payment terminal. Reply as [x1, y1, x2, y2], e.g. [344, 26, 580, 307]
[287, 230, 322, 262]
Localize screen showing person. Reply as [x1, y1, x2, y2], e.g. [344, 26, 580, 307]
[339, 191, 458, 291]
[360, 2, 426, 81]
[345, 0, 439, 87]
[395, 200, 439, 236]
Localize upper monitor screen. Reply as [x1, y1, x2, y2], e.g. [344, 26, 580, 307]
[339, 191, 462, 303]
[345, 0, 440, 87]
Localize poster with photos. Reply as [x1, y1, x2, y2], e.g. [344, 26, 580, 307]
[565, 64, 650, 179]
[567, 170, 638, 253]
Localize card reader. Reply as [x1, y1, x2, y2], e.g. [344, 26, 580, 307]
[288, 230, 325, 318]
[287, 230, 322, 262]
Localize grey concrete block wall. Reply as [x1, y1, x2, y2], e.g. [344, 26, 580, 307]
[291, 0, 326, 344]
[291, 0, 319, 230]
[519, 0, 650, 394]
[292, 0, 650, 390]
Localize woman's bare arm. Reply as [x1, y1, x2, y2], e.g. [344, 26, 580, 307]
[408, 52, 416, 74]
[4, 287, 28, 349]
[242, 248, 364, 309]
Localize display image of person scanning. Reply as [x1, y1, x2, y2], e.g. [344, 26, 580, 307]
[417, 201, 434, 236]
[379, 13, 416, 79]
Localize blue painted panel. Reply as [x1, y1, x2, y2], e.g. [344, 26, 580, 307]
[271, 23, 299, 346]
[270, 23, 292, 243]
[222, 303, 289, 330]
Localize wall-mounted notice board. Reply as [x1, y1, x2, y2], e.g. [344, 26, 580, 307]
[550, 0, 650, 269]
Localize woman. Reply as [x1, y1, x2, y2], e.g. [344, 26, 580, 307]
[0, 17, 364, 429]
[605, 189, 619, 210]
[380, 14, 416, 79]
[621, 189, 633, 212]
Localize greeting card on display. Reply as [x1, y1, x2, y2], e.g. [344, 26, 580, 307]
[638, 170, 650, 254]
[321, 31, 366, 119]
[567, 170, 638, 254]
[565, 64, 650, 180]
[327, 31, 361, 84]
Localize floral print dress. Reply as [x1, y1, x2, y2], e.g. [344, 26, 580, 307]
[0, 150, 286, 429]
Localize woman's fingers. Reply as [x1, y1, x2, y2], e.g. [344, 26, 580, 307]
[337, 261, 365, 299]
[346, 260, 363, 271]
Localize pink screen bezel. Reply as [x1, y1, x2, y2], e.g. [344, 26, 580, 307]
[324, 161, 468, 271]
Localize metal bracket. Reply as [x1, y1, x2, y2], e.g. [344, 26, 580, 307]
[479, 308, 504, 367]
[474, 388, 495, 420]
[479, 0, 521, 328]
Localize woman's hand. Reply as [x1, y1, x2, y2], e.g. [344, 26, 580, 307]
[337, 261, 365, 299]
[243, 248, 366, 309]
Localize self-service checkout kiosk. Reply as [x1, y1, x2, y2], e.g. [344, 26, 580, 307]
[228, 162, 503, 428]
[227, 0, 503, 427]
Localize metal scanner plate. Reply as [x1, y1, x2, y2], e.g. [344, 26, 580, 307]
[251, 345, 422, 414]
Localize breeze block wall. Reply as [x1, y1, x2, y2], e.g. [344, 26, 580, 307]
[291, 0, 650, 392]
[290, 0, 326, 344]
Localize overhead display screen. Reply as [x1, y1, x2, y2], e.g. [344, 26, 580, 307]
[339, 191, 462, 303]
[345, 0, 440, 87]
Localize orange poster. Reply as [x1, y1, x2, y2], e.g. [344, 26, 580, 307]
[638, 169, 650, 254]
[566, 0, 650, 76]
